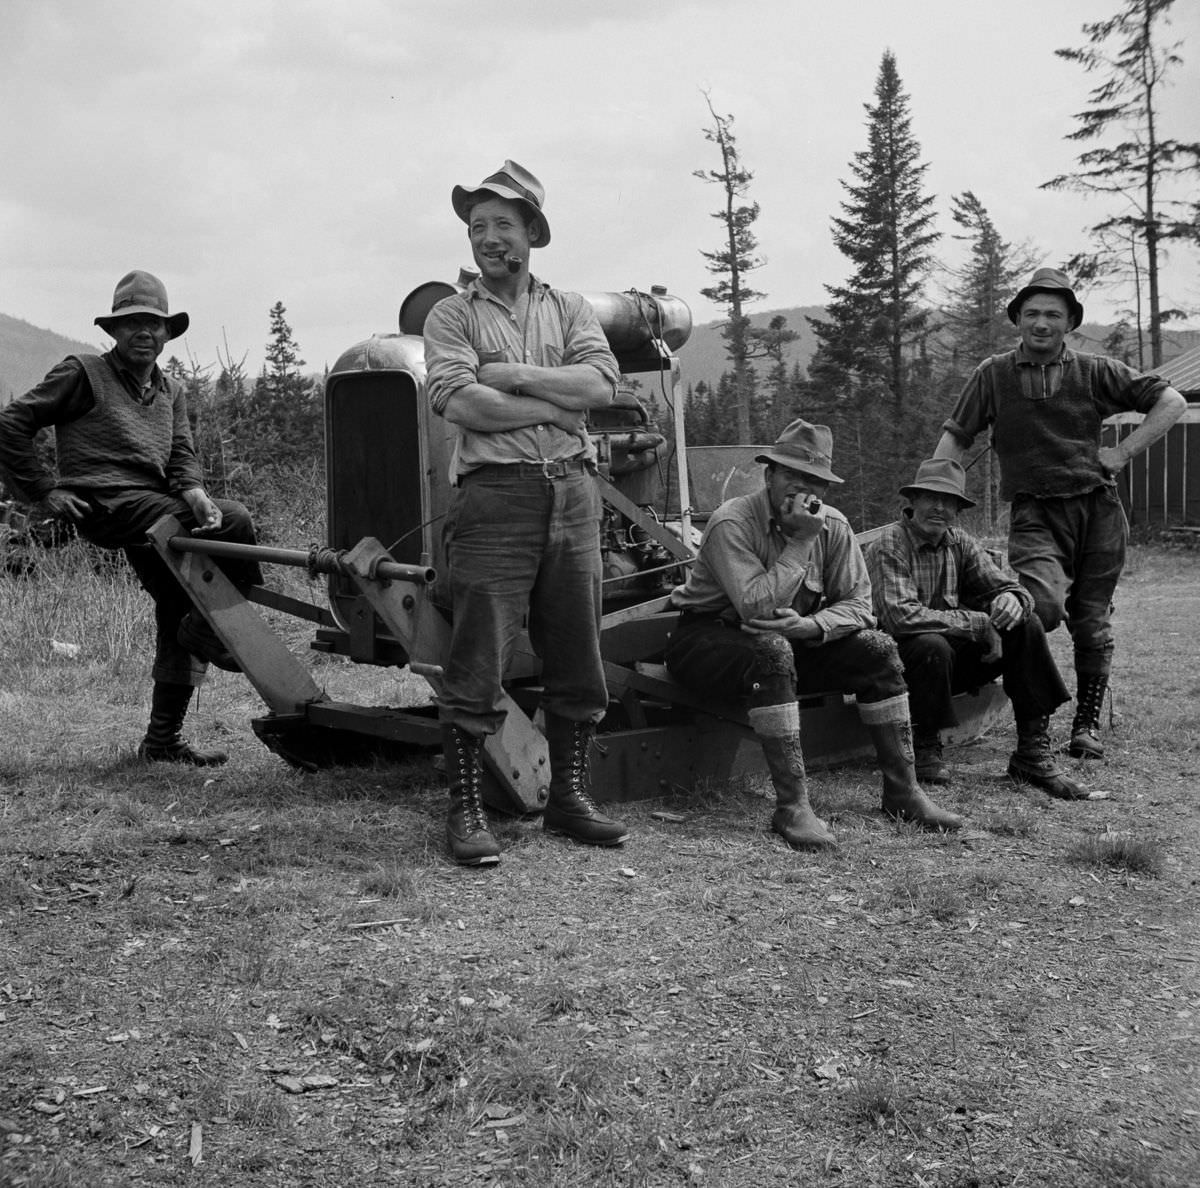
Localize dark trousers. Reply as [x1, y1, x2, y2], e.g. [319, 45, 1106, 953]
[1007, 487, 1127, 680]
[666, 616, 906, 710]
[78, 489, 262, 687]
[896, 616, 1069, 735]
[437, 465, 608, 735]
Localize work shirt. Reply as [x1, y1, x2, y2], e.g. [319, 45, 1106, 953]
[0, 350, 203, 501]
[669, 486, 874, 644]
[866, 514, 1033, 641]
[942, 344, 1167, 500]
[424, 275, 619, 481]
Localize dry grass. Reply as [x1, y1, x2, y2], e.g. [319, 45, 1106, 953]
[1, 543, 1198, 1186]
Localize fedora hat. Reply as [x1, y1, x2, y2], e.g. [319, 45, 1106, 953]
[1006, 267, 1084, 330]
[451, 159, 551, 246]
[754, 419, 843, 484]
[94, 270, 189, 339]
[899, 458, 976, 509]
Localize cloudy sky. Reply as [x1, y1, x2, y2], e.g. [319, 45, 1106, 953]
[2, 0, 1198, 375]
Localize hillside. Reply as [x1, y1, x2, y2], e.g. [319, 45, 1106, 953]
[0, 313, 101, 405]
[676, 305, 1200, 393]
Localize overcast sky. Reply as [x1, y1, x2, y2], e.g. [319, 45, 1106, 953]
[2, 0, 1198, 376]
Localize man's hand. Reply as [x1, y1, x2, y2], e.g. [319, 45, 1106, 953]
[41, 488, 89, 522]
[980, 623, 1003, 664]
[742, 607, 821, 641]
[181, 488, 222, 533]
[778, 494, 825, 545]
[1098, 445, 1126, 481]
[989, 591, 1025, 631]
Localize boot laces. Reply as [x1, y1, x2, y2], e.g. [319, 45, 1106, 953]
[567, 724, 600, 812]
[454, 733, 489, 832]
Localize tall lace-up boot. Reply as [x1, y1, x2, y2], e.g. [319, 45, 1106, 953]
[1069, 675, 1108, 760]
[442, 724, 500, 867]
[913, 728, 951, 785]
[1009, 716, 1089, 799]
[542, 714, 629, 846]
[137, 681, 228, 766]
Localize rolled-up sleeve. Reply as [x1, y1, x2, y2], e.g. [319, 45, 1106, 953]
[809, 518, 875, 642]
[559, 293, 620, 392]
[942, 359, 996, 447]
[424, 297, 480, 417]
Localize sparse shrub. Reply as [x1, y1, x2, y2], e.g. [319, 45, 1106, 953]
[1068, 833, 1164, 877]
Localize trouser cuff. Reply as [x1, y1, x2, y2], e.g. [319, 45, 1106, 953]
[748, 703, 800, 738]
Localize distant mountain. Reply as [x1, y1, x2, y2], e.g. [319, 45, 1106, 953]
[0, 314, 102, 405]
[675, 305, 825, 393]
[675, 305, 1200, 393]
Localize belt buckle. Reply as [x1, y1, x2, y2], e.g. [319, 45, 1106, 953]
[540, 459, 567, 480]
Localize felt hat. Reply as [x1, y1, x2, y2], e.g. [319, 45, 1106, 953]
[1006, 267, 1084, 330]
[754, 419, 843, 484]
[899, 458, 976, 509]
[451, 159, 551, 246]
[94, 271, 189, 339]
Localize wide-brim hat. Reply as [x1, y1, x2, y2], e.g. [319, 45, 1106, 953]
[1006, 267, 1084, 330]
[754, 419, 843, 484]
[899, 457, 976, 509]
[94, 270, 189, 339]
[451, 159, 551, 246]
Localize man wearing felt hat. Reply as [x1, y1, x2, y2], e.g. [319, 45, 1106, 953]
[866, 458, 1085, 799]
[423, 159, 629, 866]
[666, 420, 964, 851]
[934, 267, 1185, 763]
[0, 270, 263, 766]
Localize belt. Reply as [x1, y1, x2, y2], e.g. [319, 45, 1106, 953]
[467, 457, 590, 481]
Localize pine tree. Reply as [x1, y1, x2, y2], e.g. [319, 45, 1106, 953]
[694, 94, 766, 444]
[808, 51, 940, 526]
[1042, 0, 1200, 366]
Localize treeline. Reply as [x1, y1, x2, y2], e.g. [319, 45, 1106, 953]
[165, 301, 325, 540]
[685, 1, 1198, 531]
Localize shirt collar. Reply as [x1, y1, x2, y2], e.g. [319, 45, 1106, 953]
[465, 274, 550, 303]
[103, 348, 168, 402]
[1014, 342, 1071, 366]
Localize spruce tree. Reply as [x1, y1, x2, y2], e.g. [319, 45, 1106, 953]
[1042, 0, 1200, 366]
[694, 94, 766, 444]
[808, 50, 940, 526]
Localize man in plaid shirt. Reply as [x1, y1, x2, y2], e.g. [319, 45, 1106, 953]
[866, 459, 1086, 799]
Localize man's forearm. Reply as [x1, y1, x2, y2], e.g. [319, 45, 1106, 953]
[441, 384, 578, 433]
[481, 362, 614, 410]
[1111, 387, 1187, 466]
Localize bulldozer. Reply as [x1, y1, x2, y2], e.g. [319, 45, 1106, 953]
[148, 278, 1005, 813]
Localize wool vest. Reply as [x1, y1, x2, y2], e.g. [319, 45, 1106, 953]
[55, 355, 178, 493]
[988, 351, 1107, 500]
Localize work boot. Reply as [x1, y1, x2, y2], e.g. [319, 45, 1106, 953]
[866, 720, 964, 831]
[1069, 675, 1108, 760]
[177, 611, 241, 672]
[1009, 717, 1089, 800]
[442, 725, 500, 867]
[542, 714, 629, 846]
[137, 681, 228, 766]
[759, 733, 836, 850]
[913, 729, 951, 785]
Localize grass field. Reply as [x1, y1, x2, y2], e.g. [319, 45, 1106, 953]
[1, 539, 1198, 1187]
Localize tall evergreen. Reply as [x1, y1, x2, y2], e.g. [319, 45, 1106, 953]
[808, 51, 940, 526]
[1043, 0, 1200, 366]
[694, 95, 766, 444]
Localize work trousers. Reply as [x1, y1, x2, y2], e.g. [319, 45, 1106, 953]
[896, 615, 1069, 735]
[665, 615, 906, 712]
[78, 489, 262, 687]
[437, 463, 608, 736]
[1007, 487, 1127, 680]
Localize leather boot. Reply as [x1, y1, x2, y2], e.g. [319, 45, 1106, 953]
[759, 733, 836, 849]
[542, 714, 629, 846]
[866, 721, 964, 831]
[1069, 675, 1108, 759]
[137, 682, 228, 766]
[1009, 717, 1089, 800]
[442, 725, 500, 867]
[177, 611, 241, 672]
[913, 729, 951, 785]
